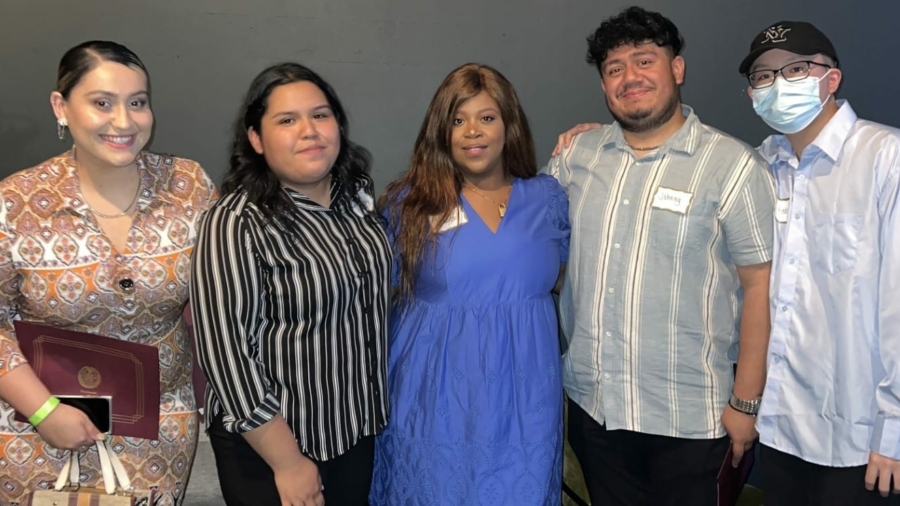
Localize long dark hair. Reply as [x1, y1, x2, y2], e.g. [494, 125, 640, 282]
[57, 41, 149, 99]
[222, 62, 372, 220]
[379, 63, 537, 302]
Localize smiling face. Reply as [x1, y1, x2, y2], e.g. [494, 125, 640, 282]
[248, 80, 341, 193]
[599, 42, 684, 133]
[51, 59, 153, 171]
[450, 91, 506, 179]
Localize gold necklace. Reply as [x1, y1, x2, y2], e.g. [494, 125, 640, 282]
[627, 142, 662, 151]
[464, 183, 512, 218]
[84, 172, 142, 219]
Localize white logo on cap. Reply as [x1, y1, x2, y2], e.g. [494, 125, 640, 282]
[761, 25, 791, 44]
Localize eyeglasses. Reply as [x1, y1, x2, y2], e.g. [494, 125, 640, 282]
[747, 61, 832, 89]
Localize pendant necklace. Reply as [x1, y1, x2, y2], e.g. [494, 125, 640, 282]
[464, 182, 512, 218]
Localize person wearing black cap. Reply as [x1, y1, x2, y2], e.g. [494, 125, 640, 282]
[739, 21, 841, 137]
[553, 17, 900, 504]
[741, 20, 900, 505]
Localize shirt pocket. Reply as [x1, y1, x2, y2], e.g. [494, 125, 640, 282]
[813, 213, 862, 275]
[648, 194, 709, 255]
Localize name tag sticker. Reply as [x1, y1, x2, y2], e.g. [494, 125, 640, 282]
[651, 187, 693, 214]
[775, 199, 790, 223]
[431, 206, 469, 233]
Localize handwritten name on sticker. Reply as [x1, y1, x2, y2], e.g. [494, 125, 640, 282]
[651, 187, 693, 214]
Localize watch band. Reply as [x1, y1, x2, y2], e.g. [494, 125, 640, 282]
[728, 393, 761, 415]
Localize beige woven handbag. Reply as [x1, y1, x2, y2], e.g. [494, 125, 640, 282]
[31, 440, 153, 506]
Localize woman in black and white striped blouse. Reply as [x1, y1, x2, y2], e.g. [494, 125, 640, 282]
[189, 63, 390, 506]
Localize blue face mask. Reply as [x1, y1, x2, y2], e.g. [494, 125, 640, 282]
[751, 71, 830, 134]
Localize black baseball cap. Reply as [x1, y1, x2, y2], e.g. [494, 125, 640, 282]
[738, 21, 839, 75]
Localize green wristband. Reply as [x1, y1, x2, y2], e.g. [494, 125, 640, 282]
[28, 396, 60, 426]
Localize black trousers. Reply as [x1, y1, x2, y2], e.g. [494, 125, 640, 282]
[761, 444, 900, 505]
[567, 398, 730, 506]
[208, 413, 374, 506]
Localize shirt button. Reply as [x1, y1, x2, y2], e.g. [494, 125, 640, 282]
[794, 213, 801, 219]
[773, 356, 783, 364]
[605, 331, 612, 337]
[614, 243, 621, 249]
[608, 287, 615, 293]
[798, 175, 805, 179]
[623, 199, 630, 205]
[781, 305, 788, 312]
[604, 373, 611, 380]
[789, 258, 796, 264]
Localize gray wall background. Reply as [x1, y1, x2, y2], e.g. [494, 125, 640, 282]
[1, 0, 897, 192]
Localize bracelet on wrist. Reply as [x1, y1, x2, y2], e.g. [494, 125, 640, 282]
[28, 396, 60, 427]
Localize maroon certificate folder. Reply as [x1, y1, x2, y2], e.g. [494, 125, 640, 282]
[717, 445, 756, 506]
[13, 321, 160, 440]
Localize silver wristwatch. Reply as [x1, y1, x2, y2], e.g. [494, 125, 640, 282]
[728, 393, 761, 415]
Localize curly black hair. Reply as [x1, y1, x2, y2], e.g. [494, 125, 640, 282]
[586, 6, 685, 72]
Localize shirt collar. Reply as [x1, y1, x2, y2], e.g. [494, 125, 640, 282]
[283, 177, 346, 212]
[762, 99, 857, 166]
[810, 99, 857, 161]
[604, 104, 702, 156]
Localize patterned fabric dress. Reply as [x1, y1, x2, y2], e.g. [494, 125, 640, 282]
[0, 150, 217, 505]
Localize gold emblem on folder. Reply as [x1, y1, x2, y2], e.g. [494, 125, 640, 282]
[77, 366, 101, 389]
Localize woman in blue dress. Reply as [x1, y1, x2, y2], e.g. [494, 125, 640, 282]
[370, 63, 570, 505]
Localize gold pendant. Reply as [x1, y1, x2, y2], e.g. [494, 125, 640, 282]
[498, 203, 507, 218]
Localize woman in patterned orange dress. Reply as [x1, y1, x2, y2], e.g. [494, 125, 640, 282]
[0, 41, 217, 505]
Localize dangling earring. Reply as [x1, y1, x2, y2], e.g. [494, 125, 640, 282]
[57, 118, 67, 141]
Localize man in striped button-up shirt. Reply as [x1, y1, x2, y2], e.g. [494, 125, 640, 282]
[547, 7, 775, 506]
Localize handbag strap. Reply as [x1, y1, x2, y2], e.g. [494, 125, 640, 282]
[53, 453, 74, 491]
[102, 439, 133, 492]
[51, 440, 133, 495]
[52, 449, 82, 491]
[95, 440, 117, 495]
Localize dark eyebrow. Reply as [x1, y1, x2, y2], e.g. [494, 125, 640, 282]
[752, 57, 813, 73]
[270, 104, 332, 118]
[85, 90, 149, 98]
[749, 63, 767, 73]
[459, 107, 500, 115]
[603, 50, 659, 71]
[631, 50, 658, 59]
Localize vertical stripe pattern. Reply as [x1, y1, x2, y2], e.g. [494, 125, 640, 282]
[190, 178, 390, 460]
[549, 106, 775, 439]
